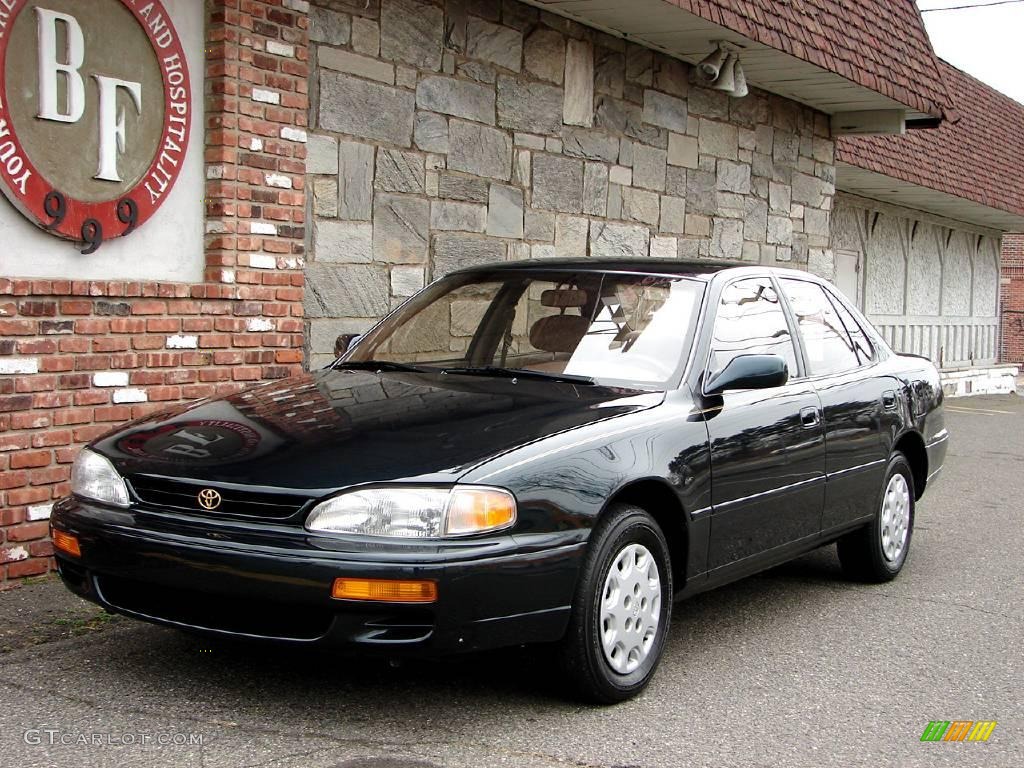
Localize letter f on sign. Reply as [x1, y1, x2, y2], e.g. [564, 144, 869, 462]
[36, 8, 86, 123]
[93, 75, 142, 182]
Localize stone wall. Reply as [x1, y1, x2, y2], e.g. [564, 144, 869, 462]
[303, 0, 836, 367]
[823, 192, 1002, 367]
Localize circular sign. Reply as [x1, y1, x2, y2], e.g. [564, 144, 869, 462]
[0, 0, 191, 252]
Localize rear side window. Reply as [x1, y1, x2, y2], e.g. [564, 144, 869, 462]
[826, 290, 875, 363]
[780, 279, 860, 376]
[709, 278, 799, 378]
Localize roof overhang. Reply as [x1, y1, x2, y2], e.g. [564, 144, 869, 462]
[521, 0, 936, 120]
[837, 162, 1024, 232]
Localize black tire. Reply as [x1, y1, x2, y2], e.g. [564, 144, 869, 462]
[559, 503, 673, 704]
[837, 452, 915, 583]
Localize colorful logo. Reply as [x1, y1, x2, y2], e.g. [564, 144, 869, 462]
[920, 721, 997, 742]
[0, 0, 192, 252]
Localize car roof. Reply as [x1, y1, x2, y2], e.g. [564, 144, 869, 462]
[450, 258, 827, 284]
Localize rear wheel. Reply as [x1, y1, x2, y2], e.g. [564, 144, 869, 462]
[838, 452, 914, 582]
[559, 504, 673, 704]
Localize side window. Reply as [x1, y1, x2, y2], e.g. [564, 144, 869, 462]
[826, 290, 875, 363]
[709, 278, 798, 379]
[780, 279, 860, 376]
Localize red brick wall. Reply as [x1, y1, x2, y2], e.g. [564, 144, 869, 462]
[0, 0, 310, 585]
[1001, 233, 1024, 364]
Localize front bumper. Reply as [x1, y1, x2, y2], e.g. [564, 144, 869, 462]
[50, 496, 584, 654]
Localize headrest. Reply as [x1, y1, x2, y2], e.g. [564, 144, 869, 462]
[529, 315, 589, 354]
[541, 289, 588, 308]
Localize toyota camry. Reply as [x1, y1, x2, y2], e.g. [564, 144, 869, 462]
[51, 260, 947, 703]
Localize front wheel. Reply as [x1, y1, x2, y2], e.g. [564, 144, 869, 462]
[838, 452, 915, 582]
[559, 504, 673, 704]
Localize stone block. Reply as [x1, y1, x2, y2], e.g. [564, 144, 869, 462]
[352, 17, 381, 56]
[487, 184, 524, 238]
[307, 134, 338, 175]
[319, 48, 394, 84]
[381, 0, 444, 71]
[716, 159, 751, 194]
[667, 133, 698, 168]
[497, 76, 563, 135]
[315, 221, 373, 263]
[320, 72, 414, 147]
[564, 39, 594, 127]
[523, 27, 565, 84]
[767, 215, 794, 246]
[438, 172, 489, 202]
[306, 263, 389, 318]
[313, 177, 338, 218]
[583, 162, 609, 217]
[416, 76, 495, 125]
[660, 195, 685, 234]
[524, 209, 555, 241]
[433, 233, 506, 277]
[448, 120, 513, 180]
[430, 200, 487, 232]
[710, 218, 743, 260]
[650, 236, 677, 259]
[467, 18, 522, 72]
[699, 119, 738, 160]
[561, 129, 619, 163]
[590, 222, 649, 259]
[339, 140, 375, 221]
[375, 149, 425, 194]
[555, 214, 588, 258]
[642, 90, 687, 133]
[391, 265, 425, 296]
[373, 193, 430, 263]
[310, 7, 351, 46]
[594, 48, 624, 98]
[414, 112, 449, 153]
[532, 154, 584, 213]
[621, 187, 660, 227]
[632, 144, 667, 192]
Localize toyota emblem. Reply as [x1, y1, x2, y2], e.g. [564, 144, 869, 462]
[197, 488, 222, 510]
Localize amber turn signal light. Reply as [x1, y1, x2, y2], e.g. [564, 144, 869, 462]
[331, 577, 438, 603]
[52, 529, 81, 558]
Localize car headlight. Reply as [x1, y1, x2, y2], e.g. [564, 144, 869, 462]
[71, 448, 130, 508]
[304, 486, 516, 538]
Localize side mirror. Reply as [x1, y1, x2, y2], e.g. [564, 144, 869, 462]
[705, 354, 788, 395]
[335, 333, 361, 357]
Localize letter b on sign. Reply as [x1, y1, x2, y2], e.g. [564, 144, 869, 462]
[35, 7, 143, 183]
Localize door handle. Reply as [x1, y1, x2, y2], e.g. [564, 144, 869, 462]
[800, 406, 820, 428]
[882, 391, 897, 411]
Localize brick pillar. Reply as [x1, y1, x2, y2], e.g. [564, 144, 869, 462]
[0, 1, 309, 585]
[1001, 233, 1024, 364]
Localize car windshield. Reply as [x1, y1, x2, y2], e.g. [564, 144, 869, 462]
[343, 269, 706, 389]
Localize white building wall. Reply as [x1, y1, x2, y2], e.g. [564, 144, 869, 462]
[820, 192, 1002, 368]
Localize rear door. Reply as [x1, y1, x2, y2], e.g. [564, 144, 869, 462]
[778, 278, 892, 533]
[703, 277, 826, 572]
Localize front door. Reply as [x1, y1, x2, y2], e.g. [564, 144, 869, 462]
[703, 277, 826, 573]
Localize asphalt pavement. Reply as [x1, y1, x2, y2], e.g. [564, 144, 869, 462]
[1, 394, 1020, 768]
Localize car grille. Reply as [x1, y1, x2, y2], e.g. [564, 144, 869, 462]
[127, 475, 311, 520]
[95, 575, 334, 641]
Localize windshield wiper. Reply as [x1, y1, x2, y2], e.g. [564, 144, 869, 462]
[332, 360, 428, 373]
[442, 366, 595, 385]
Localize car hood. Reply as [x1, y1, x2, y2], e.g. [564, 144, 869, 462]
[91, 370, 664, 493]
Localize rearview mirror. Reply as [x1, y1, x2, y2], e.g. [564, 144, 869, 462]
[705, 354, 788, 395]
[335, 334, 362, 357]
